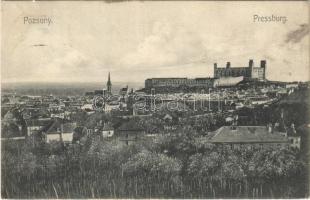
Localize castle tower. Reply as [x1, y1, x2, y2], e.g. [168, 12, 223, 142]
[260, 60, 266, 80]
[249, 59, 254, 68]
[214, 63, 218, 78]
[107, 72, 112, 95]
[249, 59, 254, 78]
[226, 62, 231, 68]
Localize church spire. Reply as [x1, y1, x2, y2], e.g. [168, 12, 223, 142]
[107, 72, 112, 95]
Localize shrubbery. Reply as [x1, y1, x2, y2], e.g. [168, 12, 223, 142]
[1, 130, 308, 198]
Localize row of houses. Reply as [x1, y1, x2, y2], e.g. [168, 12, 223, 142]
[2, 111, 304, 150]
[2, 103, 304, 150]
[23, 117, 146, 145]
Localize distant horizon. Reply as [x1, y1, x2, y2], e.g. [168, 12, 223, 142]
[1, 76, 307, 86]
[1, 80, 144, 84]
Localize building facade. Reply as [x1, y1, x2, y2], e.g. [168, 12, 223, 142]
[214, 59, 266, 80]
[116, 120, 145, 145]
[145, 77, 214, 89]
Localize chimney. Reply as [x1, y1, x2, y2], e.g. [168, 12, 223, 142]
[226, 62, 231, 68]
[249, 59, 254, 68]
[260, 60, 266, 68]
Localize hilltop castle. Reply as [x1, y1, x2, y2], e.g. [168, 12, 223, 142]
[144, 59, 267, 92]
[214, 59, 266, 80]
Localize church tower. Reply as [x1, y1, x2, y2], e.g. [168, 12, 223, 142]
[107, 72, 112, 95]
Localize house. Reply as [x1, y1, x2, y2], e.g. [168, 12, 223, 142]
[225, 116, 234, 123]
[101, 123, 114, 138]
[104, 102, 120, 113]
[163, 113, 173, 121]
[22, 108, 50, 119]
[119, 86, 128, 98]
[81, 104, 94, 111]
[48, 103, 65, 112]
[286, 124, 301, 149]
[116, 120, 145, 145]
[50, 112, 65, 119]
[286, 83, 299, 89]
[276, 89, 288, 97]
[84, 121, 114, 138]
[163, 113, 179, 131]
[208, 125, 291, 149]
[25, 118, 53, 136]
[42, 120, 76, 144]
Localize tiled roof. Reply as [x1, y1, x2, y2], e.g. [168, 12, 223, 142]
[102, 123, 114, 131]
[43, 120, 76, 134]
[25, 119, 52, 127]
[117, 120, 143, 131]
[210, 126, 288, 143]
[63, 123, 77, 133]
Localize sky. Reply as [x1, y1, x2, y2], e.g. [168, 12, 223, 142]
[1, 1, 309, 83]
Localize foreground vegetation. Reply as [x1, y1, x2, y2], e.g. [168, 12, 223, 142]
[2, 130, 308, 198]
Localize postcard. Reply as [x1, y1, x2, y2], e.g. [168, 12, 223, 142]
[1, 1, 309, 198]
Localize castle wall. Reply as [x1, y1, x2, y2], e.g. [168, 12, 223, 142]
[145, 77, 214, 89]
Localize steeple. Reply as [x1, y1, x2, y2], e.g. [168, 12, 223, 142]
[107, 72, 112, 95]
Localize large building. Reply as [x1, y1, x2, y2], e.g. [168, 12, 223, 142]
[145, 77, 214, 90]
[207, 125, 300, 149]
[144, 59, 267, 91]
[214, 59, 266, 80]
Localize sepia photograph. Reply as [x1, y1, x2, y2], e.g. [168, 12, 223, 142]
[1, 0, 309, 198]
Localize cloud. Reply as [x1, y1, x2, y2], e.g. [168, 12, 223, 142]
[3, 27, 108, 82]
[119, 21, 207, 70]
[285, 24, 309, 44]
